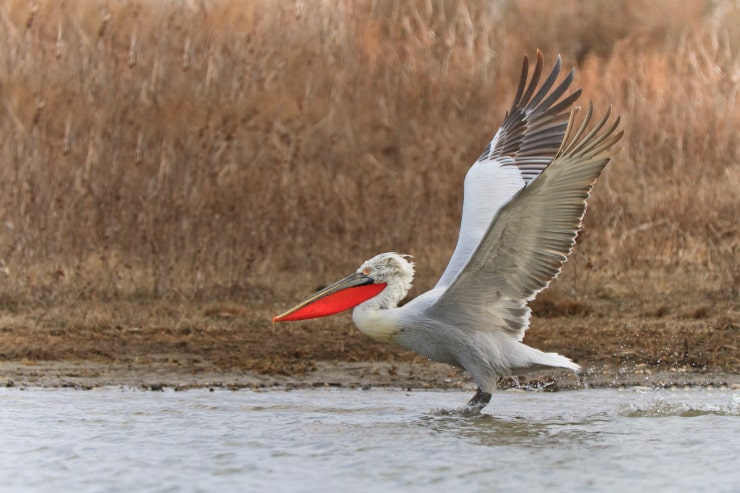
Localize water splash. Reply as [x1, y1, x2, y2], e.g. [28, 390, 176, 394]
[620, 389, 740, 417]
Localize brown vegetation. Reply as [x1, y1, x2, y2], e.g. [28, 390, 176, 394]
[0, 0, 737, 379]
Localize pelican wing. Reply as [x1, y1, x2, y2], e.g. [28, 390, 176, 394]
[431, 105, 622, 339]
[435, 51, 581, 288]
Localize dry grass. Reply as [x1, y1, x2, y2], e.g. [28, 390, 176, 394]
[0, 1, 737, 373]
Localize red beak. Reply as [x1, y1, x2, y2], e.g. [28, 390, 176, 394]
[273, 271, 386, 322]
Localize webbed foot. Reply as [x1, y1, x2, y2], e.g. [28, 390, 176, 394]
[465, 387, 492, 412]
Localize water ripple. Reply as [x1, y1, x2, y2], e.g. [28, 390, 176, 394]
[1, 387, 738, 493]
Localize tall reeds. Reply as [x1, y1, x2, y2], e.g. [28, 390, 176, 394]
[0, 0, 737, 305]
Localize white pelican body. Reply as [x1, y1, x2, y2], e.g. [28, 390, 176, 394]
[274, 51, 622, 409]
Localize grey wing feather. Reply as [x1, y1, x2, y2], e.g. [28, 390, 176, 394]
[432, 103, 623, 338]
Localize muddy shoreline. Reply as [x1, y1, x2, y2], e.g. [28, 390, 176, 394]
[1, 296, 737, 392]
[3, 360, 738, 392]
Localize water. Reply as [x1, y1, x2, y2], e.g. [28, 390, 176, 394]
[1, 386, 738, 493]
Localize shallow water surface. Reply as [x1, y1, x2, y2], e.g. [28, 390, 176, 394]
[1, 386, 738, 492]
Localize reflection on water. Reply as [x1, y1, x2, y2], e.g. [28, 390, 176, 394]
[1, 387, 738, 492]
[423, 412, 608, 450]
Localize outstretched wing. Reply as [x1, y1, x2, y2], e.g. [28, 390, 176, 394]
[436, 51, 581, 288]
[430, 104, 623, 339]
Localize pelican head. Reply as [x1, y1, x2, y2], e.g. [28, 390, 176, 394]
[273, 252, 414, 323]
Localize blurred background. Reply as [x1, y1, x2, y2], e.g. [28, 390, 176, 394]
[0, 0, 737, 370]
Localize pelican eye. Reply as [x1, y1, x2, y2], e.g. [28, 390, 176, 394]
[362, 267, 372, 276]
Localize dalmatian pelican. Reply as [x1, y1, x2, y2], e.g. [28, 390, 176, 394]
[273, 51, 622, 410]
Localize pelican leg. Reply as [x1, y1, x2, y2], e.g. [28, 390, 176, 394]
[466, 387, 492, 411]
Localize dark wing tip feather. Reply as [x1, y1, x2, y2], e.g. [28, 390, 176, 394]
[526, 56, 564, 109]
[480, 52, 582, 184]
[518, 50, 546, 109]
[511, 54, 530, 112]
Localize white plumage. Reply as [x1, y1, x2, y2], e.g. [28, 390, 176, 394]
[274, 51, 623, 410]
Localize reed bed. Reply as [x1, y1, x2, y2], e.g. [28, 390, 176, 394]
[0, 0, 737, 308]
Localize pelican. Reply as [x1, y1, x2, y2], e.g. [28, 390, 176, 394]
[273, 51, 622, 410]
